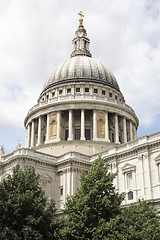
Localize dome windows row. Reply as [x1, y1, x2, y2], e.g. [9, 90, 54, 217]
[39, 84, 124, 103]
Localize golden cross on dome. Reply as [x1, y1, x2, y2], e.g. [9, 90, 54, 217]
[78, 11, 84, 26]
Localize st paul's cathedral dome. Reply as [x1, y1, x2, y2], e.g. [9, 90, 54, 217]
[24, 11, 139, 156]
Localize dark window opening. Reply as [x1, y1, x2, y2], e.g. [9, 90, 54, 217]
[60, 188, 63, 195]
[94, 89, 98, 94]
[85, 88, 89, 93]
[112, 133, 114, 143]
[128, 191, 133, 200]
[109, 92, 112, 98]
[85, 129, 90, 140]
[67, 88, 71, 93]
[65, 130, 68, 140]
[76, 88, 80, 92]
[46, 95, 49, 99]
[59, 90, 62, 95]
[52, 92, 55, 97]
[102, 90, 106, 95]
[115, 95, 117, 100]
[75, 129, 80, 140]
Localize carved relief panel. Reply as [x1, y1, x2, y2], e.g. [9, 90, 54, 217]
[97, 112, 105, 139]
[49, 113, 57, 140]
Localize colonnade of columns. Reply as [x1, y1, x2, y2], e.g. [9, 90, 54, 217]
[26, 109, 137, 148]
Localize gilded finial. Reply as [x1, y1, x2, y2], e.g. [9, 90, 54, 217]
[78, 11, 84, 27]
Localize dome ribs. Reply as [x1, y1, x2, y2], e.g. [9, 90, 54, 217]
[42, 56, 120, 93]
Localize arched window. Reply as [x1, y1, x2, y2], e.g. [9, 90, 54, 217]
[128, 191, 133, 200]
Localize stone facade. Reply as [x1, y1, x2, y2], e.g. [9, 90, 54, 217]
[0, 16, 160, 212]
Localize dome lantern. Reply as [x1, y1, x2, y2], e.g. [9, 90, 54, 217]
[70, 11, 92, 58]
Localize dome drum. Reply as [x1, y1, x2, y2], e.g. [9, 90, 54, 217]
[25, 106, 138, 156]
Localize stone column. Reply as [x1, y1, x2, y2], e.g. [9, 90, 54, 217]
[134, 125, 137, 139]
[105, 111, 110, 142]
[57, 111, 61, 141]
[31, 120, 35, 148]
[123, 117, 127, 143]
[115, 114, 119, 144]
[77, 40, 80, 49]
[46, 114, 50, 142]
[130, 121, 133, 141]
[81, 109, 85, 140]
[68, 110, 73, 141]
[93, 110, 97, 140]
[27, 123, 31, 148]
[37, 116, 42, 146]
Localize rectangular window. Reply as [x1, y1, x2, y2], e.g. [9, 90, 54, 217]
[85, 88, 89, 93]
[59, 90, 62, 95]
[115, 95, 117, 100]
[94, 89, 98, 94]
[85, 129, 90, 140]
[60, 187, 63, 195]
[128, 191, 133, 200]
[127, 172, 133, 189]
[75, 129, 80, 140]
[52, 92, 55, 97]
[67, 88, 71, 93]
[76, 88, 80, 92]
[109, 92, 112, 98]
[112, 133, 114, 143]
[102, 90, 106, 95]
[65, 130, 68, 140]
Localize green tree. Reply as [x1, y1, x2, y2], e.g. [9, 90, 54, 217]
[61, 156, 124, 240]
[0, 165, 59, 240]
[94, 200, 160, 240]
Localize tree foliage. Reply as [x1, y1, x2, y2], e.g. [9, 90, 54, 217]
[95, 200, 160, 240]
[61, 156, 124, 239]
[0, 165, 59, 240]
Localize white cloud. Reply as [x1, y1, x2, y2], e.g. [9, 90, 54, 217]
[0, 0, 160, 152]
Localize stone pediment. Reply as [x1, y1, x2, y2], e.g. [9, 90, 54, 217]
[121, 163, 136, 174]
[40, 173, 52, 180]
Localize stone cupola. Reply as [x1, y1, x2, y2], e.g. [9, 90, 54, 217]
[70, 11, 92, 58]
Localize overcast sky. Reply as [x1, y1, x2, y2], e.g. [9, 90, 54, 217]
[0, 0, 160, 154]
